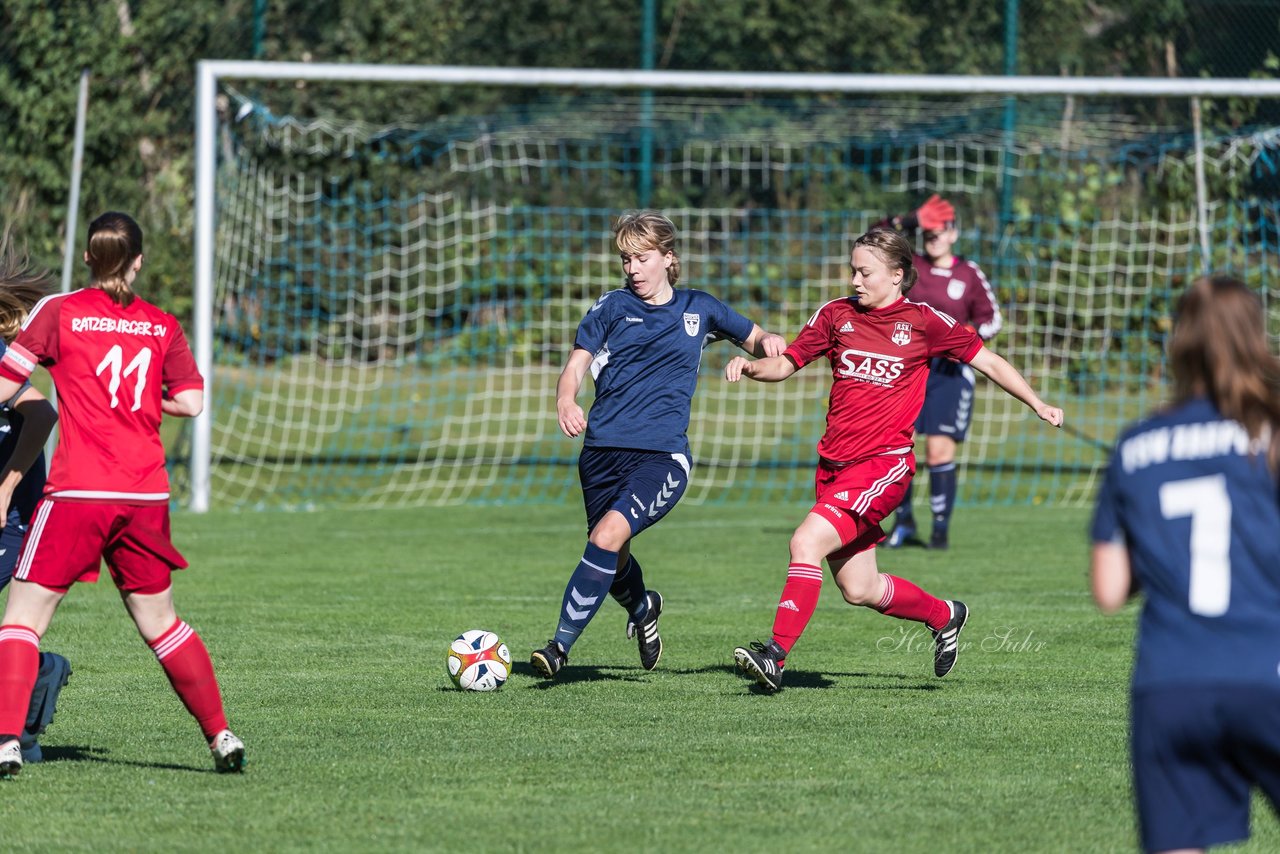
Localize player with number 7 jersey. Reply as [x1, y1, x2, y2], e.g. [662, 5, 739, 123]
[1090, 275, 1280, 853]
[0, 212, 243, 779]
[0, 283, 200, 504]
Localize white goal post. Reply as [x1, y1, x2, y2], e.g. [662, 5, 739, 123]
[192, 61, 1280, 512]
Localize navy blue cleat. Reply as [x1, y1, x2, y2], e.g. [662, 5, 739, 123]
[886, 521, 917, 548]
[21, 652, 71, 763]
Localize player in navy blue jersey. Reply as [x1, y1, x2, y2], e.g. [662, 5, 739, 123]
[530, 211, 786, 679]
[0, 239, 69, 768]
[877, 196, 1002, 550]
[1091, 275, 1280, 853]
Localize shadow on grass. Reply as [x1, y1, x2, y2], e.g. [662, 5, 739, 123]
[510, 660, 649, 688]
[38, 744, 211, 773]
[672, 662, 943, 693]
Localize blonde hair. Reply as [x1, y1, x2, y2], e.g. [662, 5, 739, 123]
[0, 231, 52, 343]
[85, 211, 143, 307]
[852, 228, 920, 293]
[1170, 275, 1280, 471]
[614, 210, 680, 285]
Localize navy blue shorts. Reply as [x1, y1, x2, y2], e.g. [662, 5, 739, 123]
[1131, 684, 1280, 852]
[579, 447, 691, 537]
[0, 509, 26, 590]
[915, 357, 976, 441]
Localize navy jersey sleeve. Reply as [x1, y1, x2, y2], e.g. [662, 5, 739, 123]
[574, 291, 618, 353]
[705, 293, 754, 345]
[1090, 447, 1126, 545]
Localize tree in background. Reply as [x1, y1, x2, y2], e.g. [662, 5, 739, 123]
[1, 0, 1276, 316]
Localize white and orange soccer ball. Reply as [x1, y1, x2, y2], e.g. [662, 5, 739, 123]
[446, 629, 512, 691]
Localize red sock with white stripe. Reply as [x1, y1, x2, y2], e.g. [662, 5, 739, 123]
[874, 575, 951, 630]
[769, 563, 824, 657]
[0, 625, 40, 738]
[148, 620, 228, 740]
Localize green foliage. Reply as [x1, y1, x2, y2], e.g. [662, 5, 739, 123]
[2, 0, 1279, 329]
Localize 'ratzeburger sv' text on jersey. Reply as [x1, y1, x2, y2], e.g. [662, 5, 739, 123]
[0, 288, 203, 503]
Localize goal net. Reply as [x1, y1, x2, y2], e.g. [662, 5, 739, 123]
[193, 65, 1280, 511]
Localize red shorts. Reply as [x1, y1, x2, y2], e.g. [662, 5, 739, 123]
[811, 453, 915, 561]
[16, 500, 188, 595]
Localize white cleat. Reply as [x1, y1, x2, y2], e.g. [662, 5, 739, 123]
[210, 729, 246, 773]
[0, 738, 23, 778]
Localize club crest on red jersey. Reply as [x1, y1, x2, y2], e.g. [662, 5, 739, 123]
[683, 312, 701, 337]
[891, 321, 913, 346]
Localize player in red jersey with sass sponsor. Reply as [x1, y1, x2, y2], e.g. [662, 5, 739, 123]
[727, 228, 1062, 692]
[0, 212, 244, 777]
[878, 195, 1004, 550]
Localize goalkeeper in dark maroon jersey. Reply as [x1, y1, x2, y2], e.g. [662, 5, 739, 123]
[877, 195, 1002, 550]
[727, 228, 1062, 692]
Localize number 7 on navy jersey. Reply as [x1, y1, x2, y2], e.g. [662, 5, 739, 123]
[1159, 474, 1231, 617]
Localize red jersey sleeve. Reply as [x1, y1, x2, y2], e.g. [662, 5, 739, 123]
[921, 303, 984, 362]
[0, 293, 63, 382]
[783, 300, 839, 369]
[163, 322, 203, 396]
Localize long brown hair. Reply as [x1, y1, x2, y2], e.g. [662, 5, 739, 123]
[1169, 274, 1280, 470]
[0, 231, 52, 343]
[85, 211, 143, 307]
[614, 210, 681, 285]
[853, 229, 920, 293]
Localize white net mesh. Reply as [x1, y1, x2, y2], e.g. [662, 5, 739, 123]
[204, 87, 1280, 509]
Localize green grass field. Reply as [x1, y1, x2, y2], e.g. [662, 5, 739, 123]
[5, 503, 1278, 852]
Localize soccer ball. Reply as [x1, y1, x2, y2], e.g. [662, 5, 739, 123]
[447, 629, 512, 691]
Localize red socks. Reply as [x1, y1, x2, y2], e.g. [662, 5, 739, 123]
[770, 563, 825, 656]
[149, 621, 228, 740]
[875, 575, 951, 630]
[765, 565, 950, 665]
[0, 625, 40, 737]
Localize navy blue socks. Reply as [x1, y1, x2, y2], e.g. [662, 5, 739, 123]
[554, 542, 619, 652]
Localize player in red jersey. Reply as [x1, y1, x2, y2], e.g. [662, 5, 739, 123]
[0, 212, 244, 777]
[875, 195, 1005, 550]
[728, 228, 1062, 692]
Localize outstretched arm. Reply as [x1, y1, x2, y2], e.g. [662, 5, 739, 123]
[968, 347, 1063, 427]
[725, 354, 798, 383]
[877, 194, 956, 233]
[740, 324, 787, 358]
[555, 347, 594, 438]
